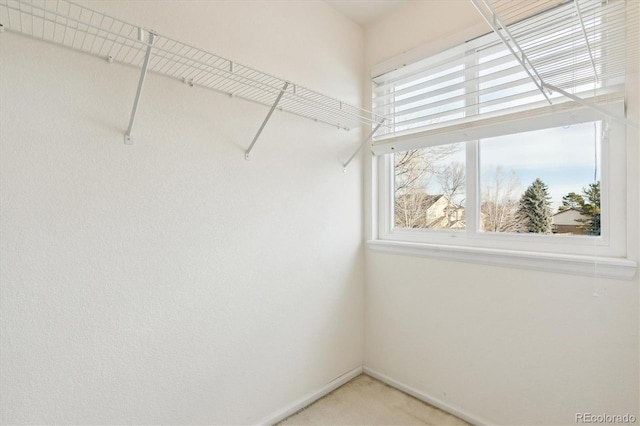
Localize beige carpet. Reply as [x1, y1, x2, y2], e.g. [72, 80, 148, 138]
[278, 374, 469, 425]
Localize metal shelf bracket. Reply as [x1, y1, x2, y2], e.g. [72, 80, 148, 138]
[470, 0, 552, 104]
[572, 0, 598, 84]
[245, 81, 290, 160]
[124, 30, 157, 145]
[544, 83, 639, 130]
[342, 120, 385, 171]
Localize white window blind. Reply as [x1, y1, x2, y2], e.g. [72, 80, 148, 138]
[372, 0, 636, 153]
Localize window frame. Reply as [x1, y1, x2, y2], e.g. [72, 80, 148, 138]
[371, 103, 636, 279]
[368, 23, 637, 280]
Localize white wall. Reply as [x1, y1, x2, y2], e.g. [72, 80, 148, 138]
[364, 1, 639, 425]
[0, 1, 365, 424]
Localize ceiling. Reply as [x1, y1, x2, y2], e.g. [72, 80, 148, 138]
[325, 0, 410, 26]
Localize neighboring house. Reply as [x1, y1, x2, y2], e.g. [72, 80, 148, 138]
[552, 208, 587, 235]
[424, 194, 448, 221]
[441, 203, 466, 229]
[395, 193, 465, 229]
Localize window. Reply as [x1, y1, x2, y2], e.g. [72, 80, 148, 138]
[479, 122, 601, 236]
[394, 143, 465, 230]
[369, 0, 636, 279]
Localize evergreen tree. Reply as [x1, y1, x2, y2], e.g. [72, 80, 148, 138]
[558, 192, 585, 212]
[518, 178, 553, 234]
[559, 182, 601, 236]
[578, 181, 601, 236]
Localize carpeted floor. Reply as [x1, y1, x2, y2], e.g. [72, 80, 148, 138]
[278, 374, 469, 425]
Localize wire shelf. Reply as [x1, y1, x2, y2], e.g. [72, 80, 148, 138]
[486, 0, 639, 89]
[470, 0, 638, 129]
[0, 0, 383, 132]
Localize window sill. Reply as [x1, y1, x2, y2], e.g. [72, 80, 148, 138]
[367, 240, 637, 280]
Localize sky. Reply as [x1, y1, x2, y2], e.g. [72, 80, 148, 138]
[480, 120, 600, 211]
[409, 120, 601, 212]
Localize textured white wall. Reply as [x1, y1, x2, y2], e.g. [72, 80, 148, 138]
[364, 1, 639, 424]
[0, 1, 364, 424]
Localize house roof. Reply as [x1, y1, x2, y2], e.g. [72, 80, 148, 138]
[395, 193, 444, 209]
[552, 208, 586, 226]
[422, 194, 443, 210]
[553, 207, 582, 216]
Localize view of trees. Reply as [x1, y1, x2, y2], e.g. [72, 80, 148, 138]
[394, 145, 464, 229]
[518, 178, 553, 234]
[481, 167, 525, 233]
[558, 181, 601, 235]
[394, 148, 601, 236]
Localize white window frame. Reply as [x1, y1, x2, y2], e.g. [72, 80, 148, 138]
[371, 109, 637, 280]
[368, 26, 637, 281]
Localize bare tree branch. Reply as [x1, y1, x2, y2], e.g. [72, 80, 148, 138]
[481, 166, 524, 233]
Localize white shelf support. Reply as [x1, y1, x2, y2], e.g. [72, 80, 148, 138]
[342, 120, 385, 171]
[245, 82, 289, 160]
[573, 0, 598, 84]
[470, 0, 552, 105]
[124, 30, 156, 145]
[543, 83, 639, 130]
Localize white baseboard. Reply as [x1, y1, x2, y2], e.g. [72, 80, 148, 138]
[255, 366, 363, 425]
[363, 367, 490, 426]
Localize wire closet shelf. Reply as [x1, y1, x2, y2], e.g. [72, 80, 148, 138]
[471, 0, 639, 128]
[0, 0, 385, 152]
